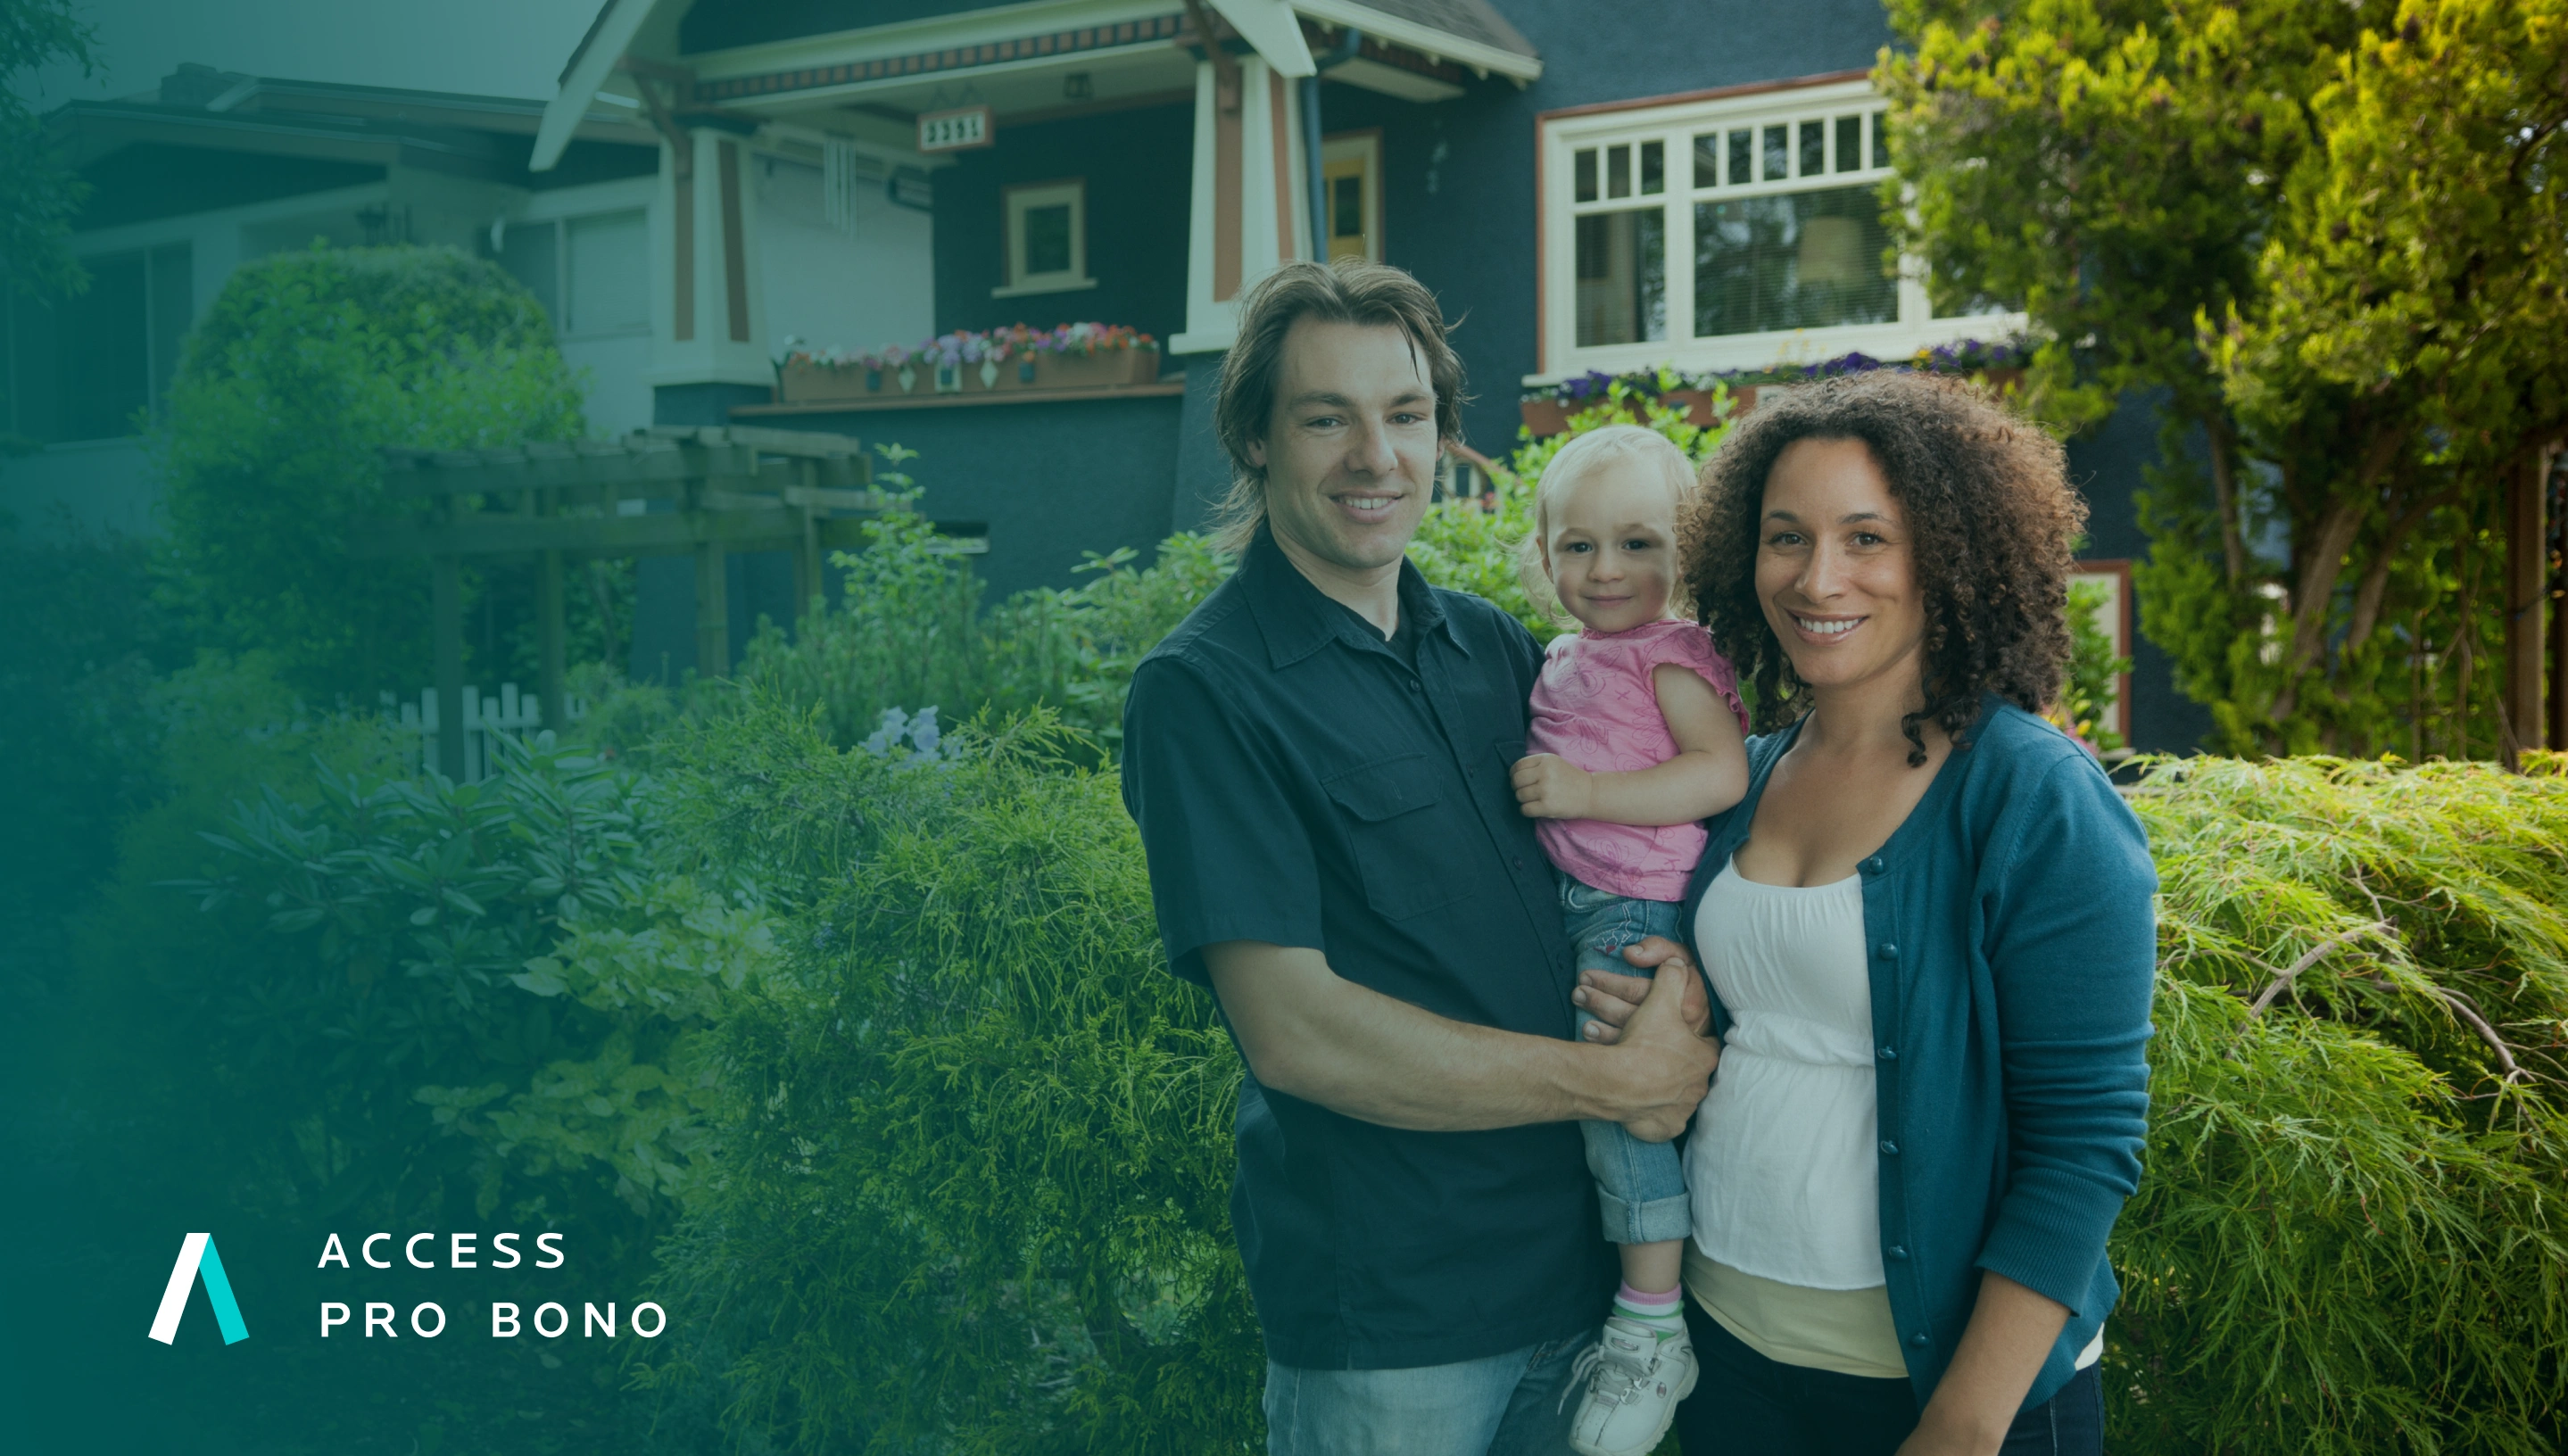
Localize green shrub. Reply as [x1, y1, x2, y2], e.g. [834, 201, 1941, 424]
[636, 703, 1255, 1454]
[2114, 753, 2567, 1453]
[737, 509, 1235, 752]
[153, 244, 590, 699]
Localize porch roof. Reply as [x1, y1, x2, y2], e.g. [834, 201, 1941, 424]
[534, 0, 1541, 170]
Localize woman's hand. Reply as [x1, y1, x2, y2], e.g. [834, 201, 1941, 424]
[1573, 937, 1714, 1044]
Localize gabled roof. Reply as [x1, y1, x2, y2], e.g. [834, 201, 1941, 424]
[534, 0, 1543, 170]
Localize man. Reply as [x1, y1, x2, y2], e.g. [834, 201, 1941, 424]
[1120, 257, 1719, 1454]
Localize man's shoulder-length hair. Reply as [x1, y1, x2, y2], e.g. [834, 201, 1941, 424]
[1209, 258, 1469, 555]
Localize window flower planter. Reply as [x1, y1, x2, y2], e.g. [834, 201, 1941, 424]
[777, 325, 1159, 404]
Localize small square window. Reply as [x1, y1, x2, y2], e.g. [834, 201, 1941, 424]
[1800, 120, 1826, 178]
[1576, 148, 1598, 203]
[1639, 140, 1664, 195]
[1694, 133, 1720, 188]
[1729, 129, 1752, 186]
[1835, 115, 1862, 172]
[1762, 125, 1789, 182]
[1872, 113, 1891, 170]
[1607, 144, 1632, 199]
[998, 179, 1093, 296]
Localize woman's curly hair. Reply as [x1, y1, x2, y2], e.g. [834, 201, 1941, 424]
[1679, 370, 2085, 765]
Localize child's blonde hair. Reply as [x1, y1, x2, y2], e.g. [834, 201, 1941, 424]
[1515, 424, 1701, 625]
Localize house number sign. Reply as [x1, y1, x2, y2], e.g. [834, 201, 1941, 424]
[916, 106, 993, 153]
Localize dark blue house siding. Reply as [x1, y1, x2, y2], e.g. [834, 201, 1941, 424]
[764, 392, 1187, 604]
[929, 100, 1195, 348]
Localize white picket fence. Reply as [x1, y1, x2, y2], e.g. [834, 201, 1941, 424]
[381, 682, 587, 783]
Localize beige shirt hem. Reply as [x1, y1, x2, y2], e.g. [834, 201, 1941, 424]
[1684, 1243, 1911, 1381]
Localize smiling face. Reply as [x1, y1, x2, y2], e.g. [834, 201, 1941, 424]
[1541, 459, 1683, 633]
[1246, 318, 1441, 590]
[1754, 436, 1928, 699]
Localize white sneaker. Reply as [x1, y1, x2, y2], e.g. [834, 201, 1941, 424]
[1565, 1315, 1697, 1456]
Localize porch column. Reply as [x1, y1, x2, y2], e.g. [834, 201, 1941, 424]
[650, 126, 772, 390]
[1171, 54, 1313, 356]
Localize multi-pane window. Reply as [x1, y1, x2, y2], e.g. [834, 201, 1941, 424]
[1545, 84, 1979, 376]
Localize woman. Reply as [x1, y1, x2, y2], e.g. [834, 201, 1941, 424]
[1575, 370, 2156, 1455]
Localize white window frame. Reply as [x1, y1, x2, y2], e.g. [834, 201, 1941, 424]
[993, 178, 1097, 298]
[1321, 130, 1383, 263]
[509, 178, 660, 342]
[1534, 78, 2025, 384]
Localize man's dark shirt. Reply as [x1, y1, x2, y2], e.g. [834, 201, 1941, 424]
[1120, 526, 1612, 1369]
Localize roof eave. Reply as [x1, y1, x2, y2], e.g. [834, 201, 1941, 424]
[1291, 0, 1541, 80]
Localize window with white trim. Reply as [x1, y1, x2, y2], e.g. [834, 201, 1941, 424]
[996, 178, 1095, 297]
[493, 209, 650, 339]
[1540, 79, 2016, 379]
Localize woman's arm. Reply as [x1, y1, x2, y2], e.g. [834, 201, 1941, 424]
[1895, 1273, 2070, 1455]
[1512, 664, 1750, 826]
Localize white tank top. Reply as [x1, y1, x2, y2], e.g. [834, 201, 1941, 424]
[1684, 860, 1884, 1289]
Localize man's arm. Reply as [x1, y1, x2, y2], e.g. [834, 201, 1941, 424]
[1512, 665, 1751, 827]
[1205, 939, 1716, 1138]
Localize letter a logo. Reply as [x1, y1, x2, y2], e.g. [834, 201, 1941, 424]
[147, 1232, 249, 1345]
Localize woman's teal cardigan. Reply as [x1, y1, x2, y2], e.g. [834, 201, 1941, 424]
[1677, 698, 2157, 1413]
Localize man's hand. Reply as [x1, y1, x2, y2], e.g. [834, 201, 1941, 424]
[1512, 753, 1595, 820]
[1612, 956, 1720, 1140]
[1572, 935, 1713, 1045]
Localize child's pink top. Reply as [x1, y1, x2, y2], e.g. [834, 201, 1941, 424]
[1526, 618, 1747, 902]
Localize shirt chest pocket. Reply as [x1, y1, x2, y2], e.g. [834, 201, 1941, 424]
[1321, 753, 1477, 922]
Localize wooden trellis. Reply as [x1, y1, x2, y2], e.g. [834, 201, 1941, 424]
[355, 425, 888, 780]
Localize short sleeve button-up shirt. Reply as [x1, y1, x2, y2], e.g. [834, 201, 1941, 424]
[1121, 528, 1611, 1370]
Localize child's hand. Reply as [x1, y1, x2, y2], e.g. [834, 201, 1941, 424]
[1511, 753, 1595, 819]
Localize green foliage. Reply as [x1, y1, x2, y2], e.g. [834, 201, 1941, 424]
[1409, 371, 1735, 639]
[637, 704, 1255, 1453]
[1883, 0, 2568, 755]
[2118, 754, 2568, 1452]
[153, 244, 589, 699]
[0, 518, 178, 992]
[737, 508, 1236, 752]
[0, 0, 95, 303]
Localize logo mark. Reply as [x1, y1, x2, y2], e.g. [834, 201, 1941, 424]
[147, 1232, 249, 1345]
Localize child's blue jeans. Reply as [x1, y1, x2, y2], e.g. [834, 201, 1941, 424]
[1559, 872, 1694, 1246]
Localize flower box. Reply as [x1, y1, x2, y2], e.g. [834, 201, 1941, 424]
[777, 325, 1160, 404]
[1034, 345, 1160, 390]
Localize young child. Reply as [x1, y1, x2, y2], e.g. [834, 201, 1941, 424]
[1509, 425, 1749, 1456]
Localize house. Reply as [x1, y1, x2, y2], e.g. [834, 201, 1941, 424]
[0, 62, 667, 532]
[541, 0, 2204, 750]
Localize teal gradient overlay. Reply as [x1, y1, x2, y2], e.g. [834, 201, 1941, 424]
[197, 1238, 250, 1345]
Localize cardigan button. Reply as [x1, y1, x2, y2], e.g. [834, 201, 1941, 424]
[1876, 942, 1898, 960]
[1909, 1332, 1931, 1348]
[1862, 856, 1886, 874]
[1879, 1140, 1900, 1155]
[1877, 1046, 1897, 1061]
[1888, 1245, 1909, 1261]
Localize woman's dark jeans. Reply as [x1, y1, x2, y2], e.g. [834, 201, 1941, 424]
[1672, 1295, 2104, 1455]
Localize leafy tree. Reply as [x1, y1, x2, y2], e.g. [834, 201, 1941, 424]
[1882, 0, 2568, 754]
[0, 0, 94, 307]
[153, 244, 589, 699]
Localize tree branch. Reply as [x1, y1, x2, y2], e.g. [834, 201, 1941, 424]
[2244, 922, 2390, 1018]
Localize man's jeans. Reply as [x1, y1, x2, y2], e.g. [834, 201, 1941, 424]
[1264, 1329, 1595, 1456]
[1560, 873, 1693, 1245]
